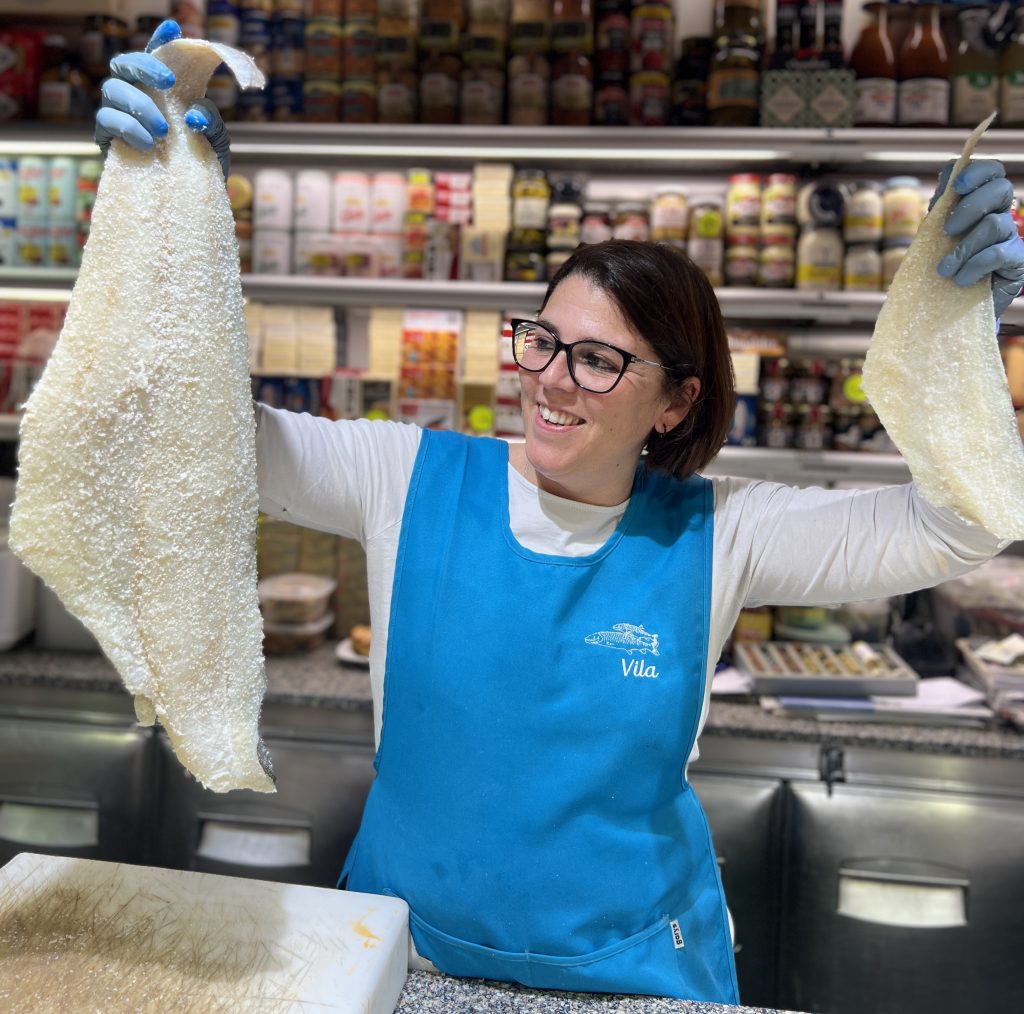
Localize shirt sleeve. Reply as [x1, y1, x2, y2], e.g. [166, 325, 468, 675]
[254, 403, 422, 544]
[712, 476, 1008, 609]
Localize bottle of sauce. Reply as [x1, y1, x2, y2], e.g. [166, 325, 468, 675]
[849, 1, 897, 127]
[821, 0, 844, 68]
[897, 3, 950, 127]
[1000, 3, 1024, 128]
[769, 0, 798, 69]
[950, 5, 999, 127]
[550, 0, 593, 126]
[670, 35, 711, 126]
[707, 0, 763, 127]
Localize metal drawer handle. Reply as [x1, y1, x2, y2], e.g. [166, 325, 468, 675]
[0, 800, 98, 848]
[197, 818, 311, 868]
[837, 859, 968, 929]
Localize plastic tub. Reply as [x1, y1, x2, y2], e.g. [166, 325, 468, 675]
[263, 611, 335, 653]
[258, 573, 337, 623]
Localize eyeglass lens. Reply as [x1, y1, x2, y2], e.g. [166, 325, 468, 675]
[513, 323, 627, 393]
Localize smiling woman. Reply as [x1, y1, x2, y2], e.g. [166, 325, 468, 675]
[508, 240, 737, 507]
[84, 38, 1024, 1003]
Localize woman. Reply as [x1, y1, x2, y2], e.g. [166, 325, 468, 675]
[97, 21, 1023, 1003]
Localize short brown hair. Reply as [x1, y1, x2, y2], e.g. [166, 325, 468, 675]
[542, 240, 736, 480]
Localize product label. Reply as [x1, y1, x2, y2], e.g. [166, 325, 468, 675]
[509, 72, 547, 111]
[707, 68, 758, 109]
[1000, 72, 1024, 122]
[552, 74, 593, 111]
[952, 72, 998, 126]
[897, 78, 950, 125]
[853, 77, 896, 125]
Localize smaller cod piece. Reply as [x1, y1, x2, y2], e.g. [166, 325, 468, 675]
[9, 38, 275, 792]
[863, 112, 1024, 541]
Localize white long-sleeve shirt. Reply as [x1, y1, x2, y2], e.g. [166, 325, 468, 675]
[255, 405, 1005, 761]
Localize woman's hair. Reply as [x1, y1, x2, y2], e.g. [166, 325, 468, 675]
[541, 239, 736, 480]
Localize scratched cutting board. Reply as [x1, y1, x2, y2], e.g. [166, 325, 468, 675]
[0, 852, 408, 1013]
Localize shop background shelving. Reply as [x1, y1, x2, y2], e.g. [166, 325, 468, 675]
[6, 122, 1016, 486]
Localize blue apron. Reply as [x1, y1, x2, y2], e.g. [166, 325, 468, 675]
[342, 429, 738, 1002]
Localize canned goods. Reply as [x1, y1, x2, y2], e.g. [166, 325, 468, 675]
[47, 222, 77, 267]
[207, 13, 241, 46]
[270, 76, 304, 119]
[207, 69, 239, 117]
[252, 228, 292, 274]
[303, 79, 343, 121]
[759, 242, 795, 288]
[340, 80, 377, 122]
[47, 156, 77, 222]
[0, 160, 16, 218]
[16, 156, 48, 223]
[305, 19, 343, 78]
[294, 170, 333, 231]
[254, 168, 294, 230]
[795, 404, 832, 450]
[16, 223, 48, 266]
[759, 402, 796, 448]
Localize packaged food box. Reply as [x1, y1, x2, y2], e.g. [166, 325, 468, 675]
[258, 572, 336, 623]
[263, 611, 335, 653]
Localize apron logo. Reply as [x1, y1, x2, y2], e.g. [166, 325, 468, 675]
[585, 623, 661, 678]
[670, 919, 685, 949]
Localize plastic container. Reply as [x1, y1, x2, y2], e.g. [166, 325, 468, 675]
[263, 611, 335, 653]
[0, 533, 36, 651]
[258, 573, 337, 623]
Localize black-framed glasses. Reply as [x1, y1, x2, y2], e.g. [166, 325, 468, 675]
[510, 318, 671, 394]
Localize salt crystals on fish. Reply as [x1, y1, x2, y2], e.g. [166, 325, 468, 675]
[862, 112, 1024, 541]
[9, 38, 275, 792]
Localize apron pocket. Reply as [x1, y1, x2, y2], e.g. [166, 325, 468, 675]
[395, 897, 698, 995]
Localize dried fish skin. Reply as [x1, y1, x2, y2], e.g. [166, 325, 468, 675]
[9, 39, 275, 793]
[862, 113, 1024, 541]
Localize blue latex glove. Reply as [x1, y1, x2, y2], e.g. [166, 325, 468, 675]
[94, 19, 231, 177]
[931, 158, 1024, 318]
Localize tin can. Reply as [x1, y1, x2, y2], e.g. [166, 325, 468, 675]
[303, 79, 342, 121]
[16, 156, 48, 223]
[46, 222, 77, 267]
[47, 156, 77, 223]
[270, 76, 304, 119]
[305, 19, 343, 78]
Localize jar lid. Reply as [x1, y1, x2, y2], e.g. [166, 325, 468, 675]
[655, 186, 687, 196]
[765, 173, 797, 186]
[849, 180, 882, 193]
[885, 176, 921, 189]
[728, 173, 761, 185]
[549, 202, 582, 216]
[583, 201, 611, 213]
[615, 202, 647, 213]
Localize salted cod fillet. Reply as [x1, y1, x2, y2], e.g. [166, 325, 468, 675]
[861, 112, 1024, 541]
[9, 38, 275, 792]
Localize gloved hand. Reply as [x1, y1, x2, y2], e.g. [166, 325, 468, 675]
[931, 158, 1024, 318]
[94, 19, 231, 178]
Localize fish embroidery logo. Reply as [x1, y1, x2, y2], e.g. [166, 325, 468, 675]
[585, 622, 660, 656]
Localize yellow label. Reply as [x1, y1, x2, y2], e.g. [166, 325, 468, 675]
[842, 374, 866, 403]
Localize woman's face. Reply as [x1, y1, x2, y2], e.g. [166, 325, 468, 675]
[515, 274, 692, 507]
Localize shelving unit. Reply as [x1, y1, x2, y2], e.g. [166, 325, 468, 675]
[0, 124, 1008, 485]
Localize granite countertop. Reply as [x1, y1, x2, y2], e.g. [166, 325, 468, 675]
[1, 642, 1022, 759]
[395, 972, 795, 1014]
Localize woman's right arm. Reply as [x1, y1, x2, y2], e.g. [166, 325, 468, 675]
[255, 404, 422, 544]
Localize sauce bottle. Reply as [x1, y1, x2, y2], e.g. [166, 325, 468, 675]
[950, 5, 999, 127]
[849, 1, 897, 127]
[897, 2, 949, 127]
[1000, 3, 1024, 128]
[707, 0, 763, 127]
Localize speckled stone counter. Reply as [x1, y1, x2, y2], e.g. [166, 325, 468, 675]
[394, 971, 794, 1014]
[1, 643, 1021, 759]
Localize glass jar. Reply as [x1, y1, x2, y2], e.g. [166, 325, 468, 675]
[726, 172, 761, 234]
[512, 169, 551, 228]
[687, 197, 724, 286]
[761, 172, 797, 226]
[725, 241, 758, 286]
[882, 238, 912, 289]
[612, 202, 649, 241]
[843, 181, 883, 244]
[883, 176, 922, 241]
[796, 226, 843, 291]
[789, 358, 829, 404]
[508, 51, 549, 124]
[547, 201, 583, 249]
[759, 401, 796, 449]
[650, 187, 688, 246]
[759, 238, 795, 288]
[580, 201, 613, 245]
[843, 243, 882, 291]
[759, 356, 790, 402]
[795, 403, 833, 450]
[551, 49, 593, 125]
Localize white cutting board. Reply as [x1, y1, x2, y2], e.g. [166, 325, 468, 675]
[0, 852, 409, 1013]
